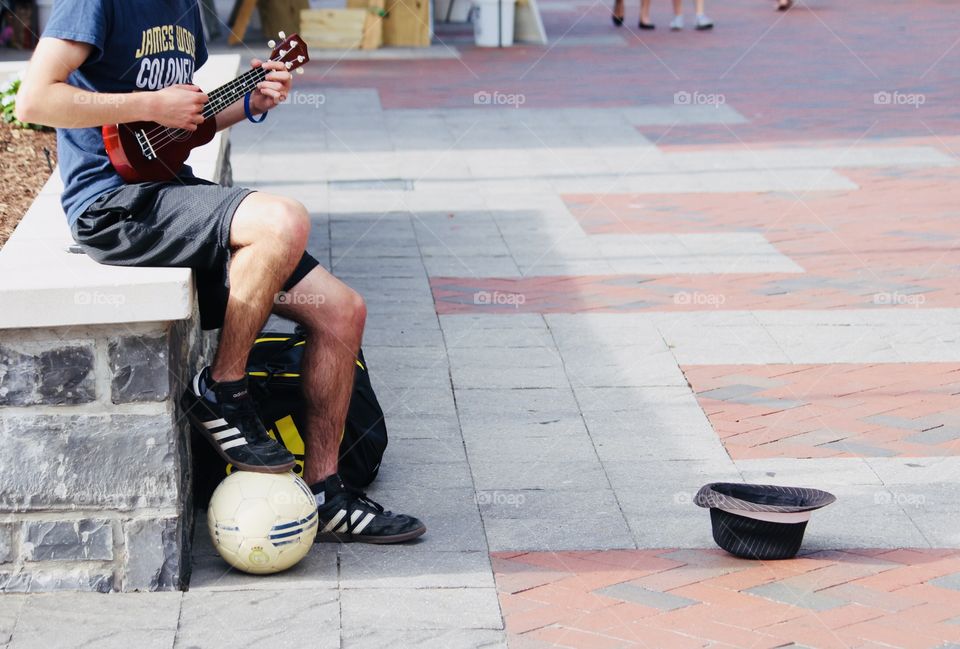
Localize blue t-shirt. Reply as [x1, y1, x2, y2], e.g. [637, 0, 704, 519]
[44, 0, 209, 225]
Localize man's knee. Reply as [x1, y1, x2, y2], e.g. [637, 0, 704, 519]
[303, 286, 365, 341]
[237, 195, 309, 255]
[267, 198, 310, 255]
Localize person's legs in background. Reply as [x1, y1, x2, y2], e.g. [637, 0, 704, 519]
[640, 0, 654, 29]
[670, 0, 683, 30]
[612, 0, 625, 27]
[694, 0, 713, 29]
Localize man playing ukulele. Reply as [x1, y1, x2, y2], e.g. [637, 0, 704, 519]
[17, 0, 425, 544]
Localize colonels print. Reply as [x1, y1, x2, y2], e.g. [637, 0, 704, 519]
[134, 24, 198, 90]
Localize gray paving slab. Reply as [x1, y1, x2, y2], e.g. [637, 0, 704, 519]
[374, 459, 474, 489]
[372, 366, 454, 391]
[623, 503, 714, 549]
[607, 459, 740, 499]
[340, 588, 503, 630]
[591, 429, 728, 463]
[596, 582, 697, 610]
[363, 320, 446, 348]
[334, 255, 427, 279]
[0, 595, 24, 646]
[476, 488, 622, 520]
[362, 345, 450, 370]
[384, 412, 463, 439]
[459, 414, 590, 441]
[572, 386, 708, 415]
[464, 430, 598, 464]
[454, 387, 581, 416]
[339, 547, 494, 589]
[735, 458, 883, 487]
[342, 628, 508, 649]
[865, 457, 960, 485]
[443, 324, 555, 350]
[581, 407, 715, 440]
[482, 515, 635, 552]
[176, 589, 339, 649]
[448, 348, 570, 389]
[11, 593, 181, 649]
[658, 322, 791, 365]
[440, 314, 549, 333]
[745, 582, 846, 611]
[905, 426, 960, 446]
[470, 459, 609, 492]
[559, 347, 687, 388]
[361, 488, 488, 552]
[188, 544, 339, 591]
[819, 439, 900, 457]
[800, 489, 929, 550]
[376, 387, 458, 419]
[385, 437, 469, 464]
[422, 255, 522, 277]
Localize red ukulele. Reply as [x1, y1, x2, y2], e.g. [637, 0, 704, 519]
[104, 32, 310, 184]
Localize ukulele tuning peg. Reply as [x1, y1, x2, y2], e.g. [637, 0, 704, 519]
[297, 55, 305, 63]
[296, 67, 305, 75]
[280, 49, 288, 57]
[286, 62, 293, 70]
[291, 40, 299, 48]
[279, 31, 287, 40]
[268, 39, 277, 48]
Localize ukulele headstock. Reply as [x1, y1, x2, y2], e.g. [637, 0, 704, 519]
[267, 31, 310, 75]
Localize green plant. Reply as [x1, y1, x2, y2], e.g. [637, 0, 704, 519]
[1, 76, 50, 131]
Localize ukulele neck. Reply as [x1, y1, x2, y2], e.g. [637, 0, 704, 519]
[202, 66, 270, 119]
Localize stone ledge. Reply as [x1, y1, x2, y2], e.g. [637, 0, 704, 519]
[0, 55, 237, 592]
[0, 54, 241, 330]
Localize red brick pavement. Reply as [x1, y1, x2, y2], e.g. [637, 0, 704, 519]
[495, 549, 960, 648]
[683, 363, 960, 459]
[431, 163, 960, 314]
[305, 0, 960, 145]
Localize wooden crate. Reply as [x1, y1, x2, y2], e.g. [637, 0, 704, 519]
[361, 0, 386, 49]
[301, 8, 368, 49]
[382, 0, 430, 48]
[258, 0, 308, 40]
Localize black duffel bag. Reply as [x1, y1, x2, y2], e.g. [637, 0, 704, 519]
[192, 330, 388, 505]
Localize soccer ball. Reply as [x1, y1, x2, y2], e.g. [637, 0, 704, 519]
[207, 471, 319, 574]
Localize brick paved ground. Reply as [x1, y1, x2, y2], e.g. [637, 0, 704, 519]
[4, 0, 960, 646]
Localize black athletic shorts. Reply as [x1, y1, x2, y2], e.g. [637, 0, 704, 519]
[70, 177, 319, 330]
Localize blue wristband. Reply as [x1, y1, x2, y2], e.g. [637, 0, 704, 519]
[244, 92, 268, 124]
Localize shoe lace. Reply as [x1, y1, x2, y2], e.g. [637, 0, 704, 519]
[234, 396, 272, 445]
[344, 484, 386, 514]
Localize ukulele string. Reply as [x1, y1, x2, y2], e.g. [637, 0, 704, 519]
[140, 56, 278, 143]
[139, 66, 266, 145]
[143, 54, 285, 154]
[143, 66, 271, 152]
[143, 71, 268, 155]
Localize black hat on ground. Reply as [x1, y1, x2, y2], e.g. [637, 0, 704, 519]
[694, 482, 836, 560]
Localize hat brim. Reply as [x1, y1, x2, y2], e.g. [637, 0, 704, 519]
[695, 482, 836, 514]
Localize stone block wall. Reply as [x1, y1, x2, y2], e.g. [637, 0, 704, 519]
[0, 317, 215, 592]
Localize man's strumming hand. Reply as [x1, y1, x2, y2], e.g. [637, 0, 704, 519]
[249, 59, 293, 114]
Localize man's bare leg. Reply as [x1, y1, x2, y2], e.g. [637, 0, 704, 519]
[273, 265, 366, 483]
[212, 193, 310, 382]
[182, 192, 308, 473]
[274, 265, 426, 543]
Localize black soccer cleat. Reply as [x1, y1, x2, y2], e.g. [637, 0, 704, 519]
[314, 475, 426, 544]
[181, 368, 296, 473]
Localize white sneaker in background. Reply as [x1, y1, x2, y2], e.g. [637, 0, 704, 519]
[696, 13, 714, 29]
[670, 15, 684, 30]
